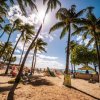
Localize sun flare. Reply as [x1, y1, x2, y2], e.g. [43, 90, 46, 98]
[37, 9, 49, 23]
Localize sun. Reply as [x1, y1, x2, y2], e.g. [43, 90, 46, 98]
[37, 9, 49, 23]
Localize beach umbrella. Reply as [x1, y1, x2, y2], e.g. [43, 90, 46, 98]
[78, 65, 95, 71]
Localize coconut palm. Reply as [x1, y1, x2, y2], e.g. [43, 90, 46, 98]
[5, 24, 35, 74]
[2, 42, 16, 64]
[7, 1, 61, 99]
[49, 5, 87, 86]
[72, 12, 100, 83]
[0, 19, 21, 59]
[30, 38, 47, 75]
[19, 33, 32, 65]
[0, 24, 11, 39]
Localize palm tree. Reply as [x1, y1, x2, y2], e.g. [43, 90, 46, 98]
[5, 24, 35, 74]
[0, 19, 21, 59]
[2, 42, 16, 64]
[9, 0, 37, 15]
[0, 24, 11, 39]
[30, 38, 47, 75]
[0, 1, 7, 16]
[72, 12, 100, 83]
[49, 5, 87, 86]
[70, 41, 78, 76]
[7, 1, 61, 99]
[19, 33, 32, 65]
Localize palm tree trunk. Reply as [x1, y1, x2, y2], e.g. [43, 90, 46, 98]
[73, 64, 76, 78]
[32, 51, 37, 74]
[65, 24, 71, 74]
[19, 40, 26, 65]
[71, 63, 73, 74]
[7, 8, 48, 99]
[94, 35, 100, 84]
[0, 23, 15, 59]
[5, 31, 24, 74]
[30, 50, 36, 75]
[63, 23, 71, 87]
[7, 83, 18, 100]
[0, 31, 5, 38]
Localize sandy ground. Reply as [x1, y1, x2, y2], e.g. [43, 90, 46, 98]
[0, 70, 99, 100]
[71, 78, 100, 99]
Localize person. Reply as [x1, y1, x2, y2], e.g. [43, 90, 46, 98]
[10, 65, 17, 77]
[86, 70, 89, 74]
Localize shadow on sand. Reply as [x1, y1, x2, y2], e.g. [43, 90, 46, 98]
[0, 86, 12, 92]
[0, 73, 6, 76]
[26, 75, 54, 86]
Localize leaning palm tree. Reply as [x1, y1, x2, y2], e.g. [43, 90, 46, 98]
[5, 23, 35, 74]
[0, 19, 21, 58]
[0, 24, 11, 39]
[72, 12, 100, 83]
[7, 1, 61, 99]
[49, 5, 87, 86]
[19, 33, 32, 65]
[30, 38, 47, 75]
[2, 42, 15, 64]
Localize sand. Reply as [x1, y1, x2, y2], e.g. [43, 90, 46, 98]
[0, 70, 99, 100]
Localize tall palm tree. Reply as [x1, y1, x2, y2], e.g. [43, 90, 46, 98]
[49, 5, 87, 86]
[72, 12, 100, 83]
[0, 24, 11, 39]
[0, 19, 21, 59]
[30, 38, 47, 75]
[7, 1, 61, 99]
[19, 33, 32, 65]
[5, 24, 35, 74]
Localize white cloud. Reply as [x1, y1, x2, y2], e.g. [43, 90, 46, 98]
[39, 31, 54, 42]
[8, 5, 38, 25]
[37, 54, 58, 60]
[15, 49, 20, 53]
[76, 35, 82, 41]
[8, 5, 55, 43]
[84, 38, 90, 45]
[79, 40, 83, 45]
[14, 54, 64, 69]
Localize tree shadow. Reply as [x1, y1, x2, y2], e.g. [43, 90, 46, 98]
[0, 86, 12, 92]
[0, 73, 6, 76]
[28, 76, 54, 86]
[0, 85, 21, 93]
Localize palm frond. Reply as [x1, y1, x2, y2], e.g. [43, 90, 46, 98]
[17, 0, 37, 15]
[75, 9, 86, 17]
[86, 38, 94, 47]
[60, 25, 69, 39]
[49, 21, 66, 33]
[82, 31, 89, 40]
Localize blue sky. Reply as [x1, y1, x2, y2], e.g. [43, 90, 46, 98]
[1, 0, 100, 69]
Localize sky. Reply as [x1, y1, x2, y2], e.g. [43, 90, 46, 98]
[0, 0, 100, 70]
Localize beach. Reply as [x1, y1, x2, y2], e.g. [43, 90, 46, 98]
[0, 70, 100, 100]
